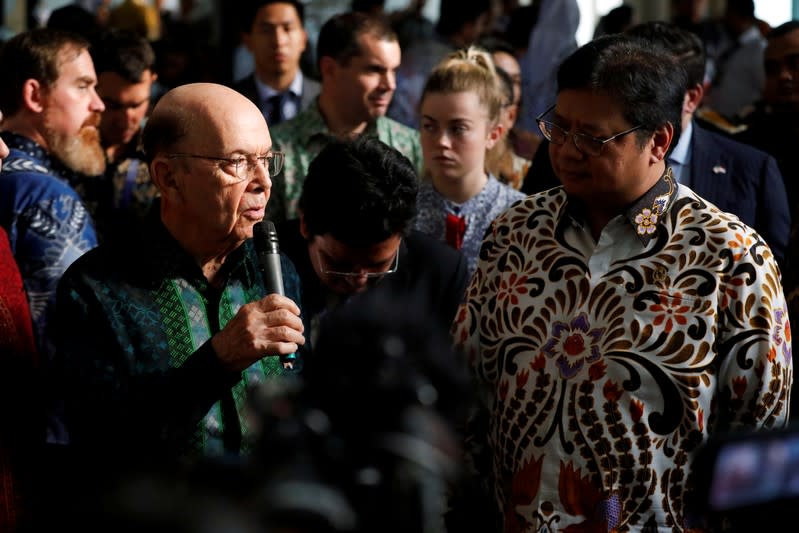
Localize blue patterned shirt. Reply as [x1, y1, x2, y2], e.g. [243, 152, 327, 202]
[0, 132, 98, 361]
[414, 175, 526, 278]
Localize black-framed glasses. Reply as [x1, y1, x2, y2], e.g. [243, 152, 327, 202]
[166, 151, 284, 181]
[316, 248, 400, 281]
[536, 104, 643, 157]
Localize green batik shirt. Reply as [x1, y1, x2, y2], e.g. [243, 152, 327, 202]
[54, 206, 304, 461]
[269, 100, 423, 223]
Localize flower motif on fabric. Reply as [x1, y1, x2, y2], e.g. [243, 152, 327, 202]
[541, 313, 605, 379]
[728, 232, 754, 261]
[634, 208, 658, 236]
[770, 308, 792, 363]
[498, 272, 529, 305]
[649, 291, 690, 332]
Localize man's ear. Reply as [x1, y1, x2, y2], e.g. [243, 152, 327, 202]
[506, 104, 519, 128]
[149, 157, 179, 199]
[299, 211, 310, 240]
[650, 122, 674, 163]
[318, 56, 337, 80]
[22, 79, 45, 113]
[242, 30, 254, 53]
[684, 83, 704, 115]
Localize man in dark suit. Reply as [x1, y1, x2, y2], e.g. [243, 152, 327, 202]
[234, 0, 320, 125]
[523, 21, 790, 266]
[276, 136, 469, 351]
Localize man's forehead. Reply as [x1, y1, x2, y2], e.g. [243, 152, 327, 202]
[55, 45, 89, 72]
[257, 1, 302, 22]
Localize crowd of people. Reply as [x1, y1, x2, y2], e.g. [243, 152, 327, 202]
[0, 0, 797, 531]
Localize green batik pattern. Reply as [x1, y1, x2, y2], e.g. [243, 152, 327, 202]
[167, 277, 225, 456]
[154, 277, 214, 454]
[221, 281, 283, 454]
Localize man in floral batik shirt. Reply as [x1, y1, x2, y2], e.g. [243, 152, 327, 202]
[451, 34, 792, 532]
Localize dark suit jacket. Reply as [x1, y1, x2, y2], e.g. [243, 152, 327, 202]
[276, 220, 469, 347]
[232, 74, 320, 124]
[687, 123, 790, 266]
[521, 125, 790, 265]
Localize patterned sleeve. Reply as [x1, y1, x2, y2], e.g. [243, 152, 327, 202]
[716, 238, 792, 428]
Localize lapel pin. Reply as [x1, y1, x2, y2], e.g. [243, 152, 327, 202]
[712, 165, 726, 174]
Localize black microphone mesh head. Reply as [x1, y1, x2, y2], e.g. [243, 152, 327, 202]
[253, 220, 279, 254]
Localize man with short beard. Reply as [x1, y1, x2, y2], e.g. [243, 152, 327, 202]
[0, 28, 105, 408]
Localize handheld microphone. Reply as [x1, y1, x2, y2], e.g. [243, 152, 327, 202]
[253, 220, 296, 370]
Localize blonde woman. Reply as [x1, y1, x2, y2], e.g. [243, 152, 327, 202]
[414, 46, 526, 277]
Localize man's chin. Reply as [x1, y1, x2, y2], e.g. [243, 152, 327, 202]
[52, 136, 107, 176]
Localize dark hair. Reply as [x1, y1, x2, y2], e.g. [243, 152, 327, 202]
[0, 28, 91, 117]
[726, 0, 755, 19]
[595, 4, 635, 37]
[351, 0, 385, 13]
[495, 66, 514, 106]
[435, 0, 491, 38]
[504, 4, 540, 51]
[476, 34, 516, 58]
[626, 21, 705, 89]
[557, 34, 685, 154]
[46, 4, 100, 43]
[768, 20, 799, 40]
[299, 137, 418, 246]
[92, 28, 155, 83]
[240, 0, 305, 32]
[316, 11, 396, 70]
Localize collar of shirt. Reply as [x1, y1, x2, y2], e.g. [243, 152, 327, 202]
[738, 25, 764, 46]
[254, 70, 304, 102]
[560, 167, 678, 246]
[668, 120, 692, 183]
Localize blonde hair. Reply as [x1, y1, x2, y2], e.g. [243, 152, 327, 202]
[421, 45, 505, 123]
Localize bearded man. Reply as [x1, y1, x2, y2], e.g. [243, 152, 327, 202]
[0, 28, 105, 430]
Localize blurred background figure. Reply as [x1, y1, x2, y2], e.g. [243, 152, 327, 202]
[388, 0, 492, 129]
[593, 3, 638, 38]
[248, 289, 475, 532]
[234, 0, 319, 127]
[107, 0, 161, 41]
[90, 28, 160, 242]
[736, 20, 799, 223]
[671, 0, 727, 86]
[479, 34, 531, 190]
[45, 3, 102, 43]
[704, 0, 767, 120]
[351, 0, 385, 18]
[515, 0, 579, 148]
[388, 0, 434, 53]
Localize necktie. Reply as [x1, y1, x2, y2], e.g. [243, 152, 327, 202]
[267, 93, 285, 126]
[445, 213, 467, 250]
